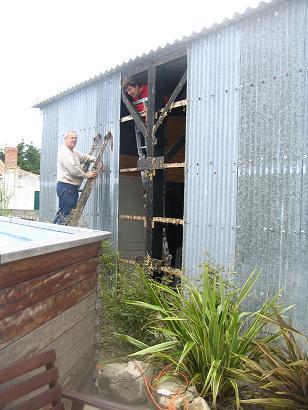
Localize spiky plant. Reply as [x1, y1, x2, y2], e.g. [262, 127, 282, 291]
[118, 266, 283, 408]
[240, 314, 308, 409]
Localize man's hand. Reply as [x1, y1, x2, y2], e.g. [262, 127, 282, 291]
[85, 170, 97, 179]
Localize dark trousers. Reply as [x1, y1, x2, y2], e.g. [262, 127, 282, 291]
[53, 181, 79, 225]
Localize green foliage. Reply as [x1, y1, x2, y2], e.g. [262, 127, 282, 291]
[240, 314, 308, 409]
[119, 266, 284, 408]
[0, 187, 11, 216]
[17, 141, 40, 174]
[0, 141, 40, 174]
[99, 242, 162, 356]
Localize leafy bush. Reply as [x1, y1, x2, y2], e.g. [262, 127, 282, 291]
[119, 266, 284, 408]
[99, 242, 162, 356]
[0, 187, 11, 216]
[240, 314, 308, 409]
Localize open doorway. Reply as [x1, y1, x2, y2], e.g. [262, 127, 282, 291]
[118, 56, 187, 270]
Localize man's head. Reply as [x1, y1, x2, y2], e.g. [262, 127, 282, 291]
[64, 131, 78, 151]
[122, 78, 144, 98]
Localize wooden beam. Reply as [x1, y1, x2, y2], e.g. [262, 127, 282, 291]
[144, 67, 156, 256]
[153, 70, 187, 134]
[165, 135, 185, 161]
[121, 46, 187, 78]
[137, 156, 164, 171]
[119, 214, 184, 225]
[144, 177, 154, 255]
[147, 67, 156, 153]
[119, 257, 183, 277]
[120, 162, 185, 173]
[121, 90, 148, 137]
[120, 99, 187, 123]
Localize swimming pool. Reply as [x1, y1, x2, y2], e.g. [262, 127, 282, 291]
[0, 216, 110, 264]
[0, 216, 111, 387]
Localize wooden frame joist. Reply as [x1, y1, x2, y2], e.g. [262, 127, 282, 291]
[119, 257, 183, 277]
[121, 46, 187, 79]
[121, 89, 148, 137]
[119, 214, 184, 225]
[153, 70, 187, 135]
[137, 156, 164, 171]
[120, 99, 187, 123]
[165, 135, 185, 162]
[120, 162, 185, 173]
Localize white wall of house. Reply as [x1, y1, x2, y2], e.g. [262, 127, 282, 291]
[1, 168, 40, 210]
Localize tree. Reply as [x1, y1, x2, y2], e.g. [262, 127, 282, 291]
[17, 141, 40, 174]
[0, 141, 40, 174]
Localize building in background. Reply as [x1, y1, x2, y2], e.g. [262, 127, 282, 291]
[0, 147, 40, 217]
[35, 0, 308, 336]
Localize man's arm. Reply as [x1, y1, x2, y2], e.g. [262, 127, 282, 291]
[60, 151, 95, 179]
[78, 152, 96, 165]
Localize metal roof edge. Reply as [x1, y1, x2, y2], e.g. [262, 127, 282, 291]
[33, 0, 283, 108]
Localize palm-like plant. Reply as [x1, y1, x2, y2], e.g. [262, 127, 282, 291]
[240, 314, 308, 409]
[119, 266, 283, 408]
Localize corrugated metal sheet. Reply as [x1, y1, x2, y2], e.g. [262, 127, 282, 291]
[39, 102, 59, 222]
[183, 23, 241, 277]
[33, 0, 281, 108]
[91, 73, 121, 247]
[235, 0, 307, 334]
[302, 0, 308, 336]
[37, 0, 308, 335]
[39, 73, 121, 246]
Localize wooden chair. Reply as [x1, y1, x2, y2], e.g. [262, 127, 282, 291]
[0, 349, 131, 410]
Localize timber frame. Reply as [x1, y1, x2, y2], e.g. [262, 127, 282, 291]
[120, 54, 187, 268]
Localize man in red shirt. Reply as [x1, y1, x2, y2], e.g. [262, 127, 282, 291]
[122, 78, 148, 113]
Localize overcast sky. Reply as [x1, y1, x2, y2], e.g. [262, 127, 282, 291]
[0, 0, 264, 149]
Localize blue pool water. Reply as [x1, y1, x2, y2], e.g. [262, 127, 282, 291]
[0, 231, 31, 244]
[0, 220, 73, 245]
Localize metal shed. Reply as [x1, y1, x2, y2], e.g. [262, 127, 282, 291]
[35, 0, 308, 336]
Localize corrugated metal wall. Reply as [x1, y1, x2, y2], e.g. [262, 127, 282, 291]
[183, 0, 307, 334]
[39, 73, 121, 245]
[183, 24, 241, 276]
[39, 102, 59, 222]
[235, 0, 308, 335]
[93, 74, 121, 246]
[38, 0, 307, 333]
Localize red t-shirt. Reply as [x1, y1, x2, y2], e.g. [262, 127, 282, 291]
[133, 84, 148, 112]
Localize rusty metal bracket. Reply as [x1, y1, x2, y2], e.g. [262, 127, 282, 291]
[137, 156, 164, 171]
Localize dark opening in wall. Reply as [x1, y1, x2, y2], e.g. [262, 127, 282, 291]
[118, 55, 187, 269]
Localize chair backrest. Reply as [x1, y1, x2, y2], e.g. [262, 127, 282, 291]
[0, 349, 64, 410]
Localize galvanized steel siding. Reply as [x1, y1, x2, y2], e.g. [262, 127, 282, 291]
[39, 73, 121, 245]
[39, 102, 59, 222]
[183, 24, 241, 276]
[235, 0, 307, 334]
[93, 73, 121, 245]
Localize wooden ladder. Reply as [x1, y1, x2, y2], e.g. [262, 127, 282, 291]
[67, 131, 113, 226]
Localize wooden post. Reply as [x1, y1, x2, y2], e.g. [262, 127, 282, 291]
[121, 90, 148, 138]
[144, 67, 156, 256]
[153, 70, 187, 134]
